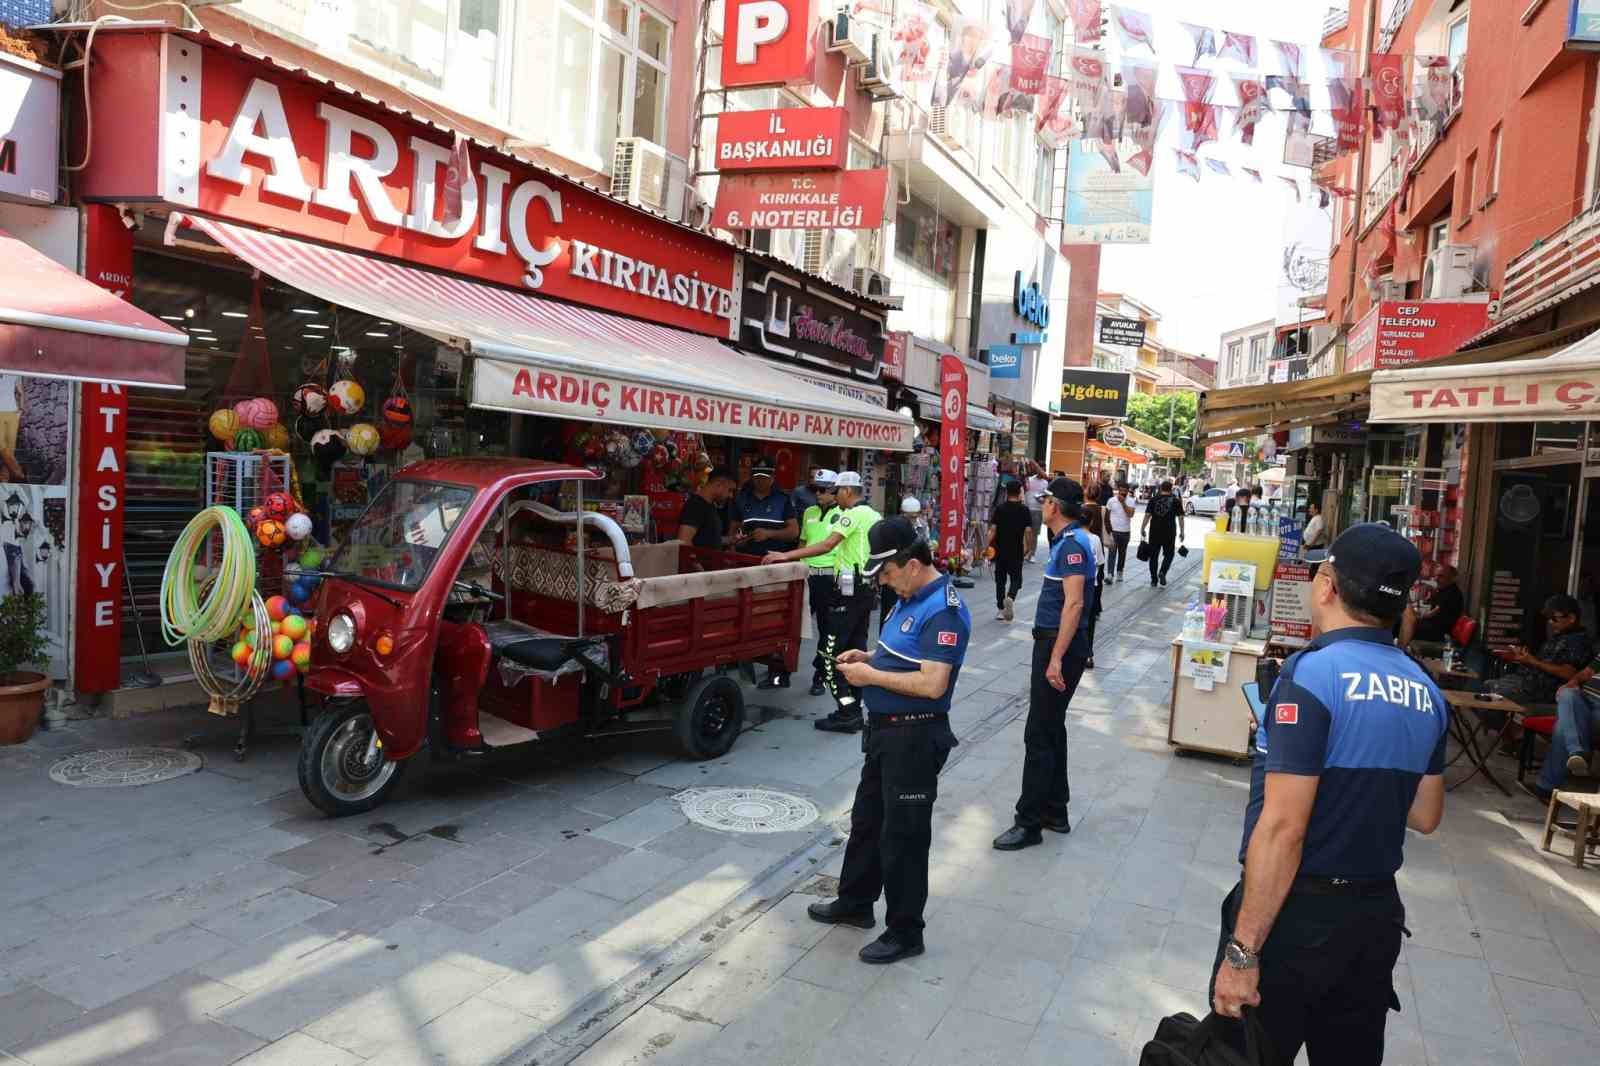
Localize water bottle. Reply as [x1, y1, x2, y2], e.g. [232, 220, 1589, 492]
[839, 567, 855, 598]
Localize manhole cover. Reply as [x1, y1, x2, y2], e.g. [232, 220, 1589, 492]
[677, 787, 819, 834]
[49, 747, 203, 788]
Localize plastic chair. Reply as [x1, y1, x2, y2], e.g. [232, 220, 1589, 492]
[1519, 715, 1556, 785]
[1450, 615, 1478, 649]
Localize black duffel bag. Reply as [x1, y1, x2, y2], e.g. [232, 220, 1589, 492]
[1136, 540, 1153, 562]
[1139, 1010, 1274, 1066]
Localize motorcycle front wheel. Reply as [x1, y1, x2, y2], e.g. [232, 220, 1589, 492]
[298, 702, 407, 817]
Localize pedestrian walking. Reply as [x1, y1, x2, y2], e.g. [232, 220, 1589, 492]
[1209, 523, 1446, 1065]
[807, 518, 968, 964]
[794, 469, 840, 696]
[993, 477, 1096, 850]
[1025, 466, 1048, 562]
[1106, 482, 1136, 582]
[1140, 479, 1185, 587]
[764, 470, 881, 732]
[987, 480, 1030, 622]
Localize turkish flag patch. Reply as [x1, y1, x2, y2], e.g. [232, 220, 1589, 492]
[937, 631, 958, 647]
[1066, 553, 1084, 565]
[1275, 703, 1299, 725]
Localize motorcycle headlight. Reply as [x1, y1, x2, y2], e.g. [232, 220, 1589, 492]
[328, 612, 357, 654]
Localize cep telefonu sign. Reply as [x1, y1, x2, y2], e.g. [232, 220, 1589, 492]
[722, 0, 817, 88]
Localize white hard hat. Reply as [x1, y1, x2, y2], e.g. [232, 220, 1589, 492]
[900, 496, 922, 514]
[811, 468, 838, 486]
[834, 471, 863, 489]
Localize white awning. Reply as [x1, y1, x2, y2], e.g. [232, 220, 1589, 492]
[178, 216, 915, 451]
[1370, 330, 1600, 423]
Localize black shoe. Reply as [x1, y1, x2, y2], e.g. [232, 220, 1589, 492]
[1521, 781, 1553, 804]
[757, 672, 790, 690]
[815, 714, 864, 733]
[992, 825, 1044, 850]
[807, 899, 875, 929]
[1085, 657, 1095, 670]
[859, 932, 924, 964]
[809, 679, 826, 696]
[1159, 576, 1167, 587]
[1151, 580, 1158, 588]
[1041, 817, 1071, 834]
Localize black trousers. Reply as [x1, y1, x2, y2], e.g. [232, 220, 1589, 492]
[1210, 881, 1406, 1066]
[1014, 630, 1088, 828]
[838, 718, 957, 940]
[1086, 568, 1103, 650]
[822, 586, 873, 716]
[993, 557, 1023, 610]
[1147, 531, 1176, 582]
[808, 573, 835, 675]
[1108, 530, 1131, 575]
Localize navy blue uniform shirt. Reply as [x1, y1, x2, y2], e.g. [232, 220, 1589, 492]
[865, 575, 972, 717]
[1239, 626, 1449, 879]
[1035, 524, 1097, 634]
[731, 485, 797, 551]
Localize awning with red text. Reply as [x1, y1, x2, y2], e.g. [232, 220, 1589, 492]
[1370, 329, 1600, 423]
[177, 216, 914, 451]
[0, 230, 188, 389]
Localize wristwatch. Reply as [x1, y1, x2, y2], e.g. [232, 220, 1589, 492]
[1224, 936, 1259, 971]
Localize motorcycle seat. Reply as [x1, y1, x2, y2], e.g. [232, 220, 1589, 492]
[495, 635, 572, 672]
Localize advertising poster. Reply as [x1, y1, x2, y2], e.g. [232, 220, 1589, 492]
[1343, 300, 1491, 372]
[892, 3, 946, 111]
[1179, 642, 1231, 691]
[1271, 561, 1313, 642]
[1208, 561, 1258, 598]
[939, 17, 994, 112]
[1062, 141, 1153, 245]
[939, 355, 968, 561]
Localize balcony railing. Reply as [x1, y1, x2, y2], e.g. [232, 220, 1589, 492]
[1379, 0, 1415, 51]
[1498, 205, 1600, 326]
[1363, 155, 1402, 229]
[1323, 6, 1349, 38]
[1360, 57, 1465, 231]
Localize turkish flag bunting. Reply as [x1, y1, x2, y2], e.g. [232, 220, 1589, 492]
[1242, 167, 1263, 183]
[1179, 102, 1219, 152]
[1231, 76, 1267, 145]
[1125, 99, 1166, 175]
[1179, 22, 1216, 66]
[1272, 40, 1303, 78]
[1219, 31, 1258, 67]
[1010, 34, 1051, 94]
[1206, 159, 1231, 177]
[1174, 149, 1200, 180]
[1121, 57, 1158, 128]
[1066, 0, 1103, 43]
[440, 134, 472, 231]
[1370, 53, 1406, 138]
[1176, 65, 1216, 105]
[1111, 5, 1156, 54]
[1279, 176, 1302, 202]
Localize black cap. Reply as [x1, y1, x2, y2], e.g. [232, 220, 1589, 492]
[751, 456, 776, 476]
[1033, 476, 1084, 514]
[1326, 523, 1421, 608]
[862, 518, 921, 578]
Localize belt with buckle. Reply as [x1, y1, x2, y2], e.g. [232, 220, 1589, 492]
[1291, 874, 1397, 898]
[868, 712, 945, 728]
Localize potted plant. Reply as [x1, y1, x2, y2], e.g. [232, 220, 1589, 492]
[0, 592, 51, 744]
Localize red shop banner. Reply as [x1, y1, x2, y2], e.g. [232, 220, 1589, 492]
[79, 33, 739, 338]
[939, 355, 969, 563]
[471, 358, 910, 450]
[75, 205, 132, 693]
[712, 169, 891, 230]
[881, 330, 909, 382]
[1344, 300, 1490, 372]
[715, 106, 848, 171]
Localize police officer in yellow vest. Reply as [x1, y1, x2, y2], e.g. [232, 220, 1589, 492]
[765, 470, 881, 732]
[795, 469, 841, 696]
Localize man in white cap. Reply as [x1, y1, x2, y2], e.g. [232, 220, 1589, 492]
[764, 470, 881, 731]
[882, 497, 925, 631]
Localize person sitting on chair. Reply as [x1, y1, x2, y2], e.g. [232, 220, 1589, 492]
[1528, 647, 1600, 802]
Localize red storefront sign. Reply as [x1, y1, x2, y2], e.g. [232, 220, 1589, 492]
[712, 169, 890, 230]
[75, 205, 132, 693]
[722, 0, 817, 88]
[714, 107, 848, 171]
[881, 331, 908, 382]
[1344, 300, 1491, 372]
[939, 355, 968, 562]
[472, 359, 909, 450]
[81, 33, 739, 337]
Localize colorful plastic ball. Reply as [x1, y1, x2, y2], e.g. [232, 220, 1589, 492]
[285, 513, 313, 541]
[233, 397, 279, 429]
[262, 492, 294, 522]
[263, 422, 290, 450]
[292, 383, 328, 416]
[208, 408, 241, 444]
[281, 614, 308, 640]
[291, 642, 312, 670]
[245, 505, 267, 529]
[256, 519, 287, 548]
[299, 546, 325, 569]
[378, 424, 413, 452]
[272, 634, 295, 660]
[271, 658, 296, 682]
[230, 641, 252, 666]
[382, 396, 414, 427]
[311, 429, 347, 467]
[232, 428, 265, 451]
[328, 379, 365, 415]
[265, 595, 289, 621]
[294, 414, 324, 444]
[346, 422, 380, 456]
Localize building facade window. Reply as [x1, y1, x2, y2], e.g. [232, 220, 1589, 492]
[1226, 339, 1243, 385]
[1447, 13, 1468, 71]
[892, 195, 961, 344]
[1247, 335, 1267, 379]
[1487, 124, 1501, 201]
[555, 0, 672, 169]
[1461, 150, 1477, 221]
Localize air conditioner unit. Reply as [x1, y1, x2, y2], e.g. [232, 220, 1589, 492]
[801, 229, 829, 276]
[1423, 243, 1477, 299]
[852, 267, 891, 299]
[611, 137, 669, 211]
[927, 104, 957, 146]
[681, 188, 714, 232]
[663, 151, 689, 223]
[826, 11, 872, 64]
[856, 35, 900, 99]
[1374, 274, 1405, 302]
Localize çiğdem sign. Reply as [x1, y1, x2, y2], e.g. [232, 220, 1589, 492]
[1059, 369, 1131, 418]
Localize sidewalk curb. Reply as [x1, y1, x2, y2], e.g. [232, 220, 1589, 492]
[502, 545, 1205, 1065]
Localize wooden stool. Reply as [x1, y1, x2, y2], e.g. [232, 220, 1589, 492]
[1543, 791, 1600, 867]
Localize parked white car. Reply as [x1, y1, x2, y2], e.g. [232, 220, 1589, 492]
[1186, 487, 1229, 517]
